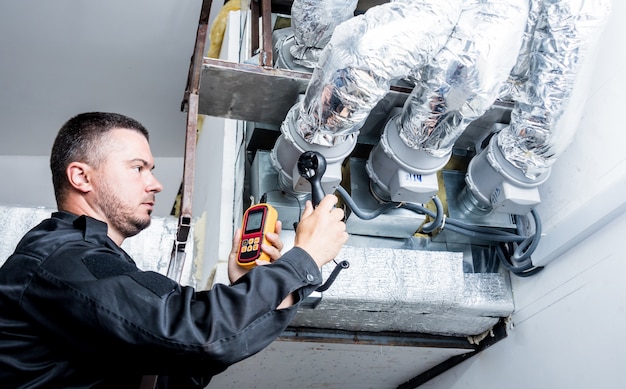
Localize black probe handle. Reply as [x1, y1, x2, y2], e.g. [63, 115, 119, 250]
[297, 151, 349, 293]
[297, 151, 327, 207]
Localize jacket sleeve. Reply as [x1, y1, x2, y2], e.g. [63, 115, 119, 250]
[20, 244, 322, 373]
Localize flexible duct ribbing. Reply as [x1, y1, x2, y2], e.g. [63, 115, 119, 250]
[290, 0, 358, 68]
[498, 0, 612, 180]
[397, 0, 528, 158]
[291, 0, 463, 147]
[500, 0, 542, 101]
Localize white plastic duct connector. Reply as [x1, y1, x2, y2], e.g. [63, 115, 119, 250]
[289, 0, 359, 69]
[463, 0, 612, 215]
[270, 104, 358, 196]
[366, 0, 529, 203]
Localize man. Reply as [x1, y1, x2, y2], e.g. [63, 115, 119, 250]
[0, 112, 348, 388]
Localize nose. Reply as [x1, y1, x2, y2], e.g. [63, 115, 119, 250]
[147, 173, 163, 193]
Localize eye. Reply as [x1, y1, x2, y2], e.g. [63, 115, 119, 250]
[133, 166, 142, 172]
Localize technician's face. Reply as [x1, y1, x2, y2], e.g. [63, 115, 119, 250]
[92, 128, 163, 239]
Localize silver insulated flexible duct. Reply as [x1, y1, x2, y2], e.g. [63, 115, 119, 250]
[460, 0, 612, 215]
[397, 0, 528, 158]
[291, 0, 463, 147]
[289, 0, 359, 69]
[497, 0, 612, 180]
[270, 0, 462, 196]
[365, 0, 529, 204]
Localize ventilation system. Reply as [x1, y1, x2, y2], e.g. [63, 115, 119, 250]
[180, 0, 611, 386]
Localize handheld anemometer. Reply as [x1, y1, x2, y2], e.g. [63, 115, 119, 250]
[236, 203, 278, 269]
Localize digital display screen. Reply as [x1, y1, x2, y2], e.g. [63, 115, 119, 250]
[244, 209, 264, 233]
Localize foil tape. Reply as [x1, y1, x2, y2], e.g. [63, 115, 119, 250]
[291, 246, 514, 336]
[499, 0, 612, 179]
[398, 0, 528, 157]
[293, 0, 462, 146]
[0, 205, 196, 288]
[290, 0, 359, 68]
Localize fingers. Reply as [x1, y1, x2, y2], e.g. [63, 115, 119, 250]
[260, 219, 283, 261]
[301, 200, 314, 219]
[261, 240, 282, 261]
[294, 194, 348, 268]
[317, 194, 339, 211]
[230, 228, 242, 255]
[228, 228, 246, 284]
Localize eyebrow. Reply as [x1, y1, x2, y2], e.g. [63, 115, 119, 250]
[129, 158, 156, 170]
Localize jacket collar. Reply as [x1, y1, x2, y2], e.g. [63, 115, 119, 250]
[52, 211, 114, 247]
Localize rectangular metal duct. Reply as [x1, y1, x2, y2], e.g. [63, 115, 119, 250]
[292, 245, 513, 337]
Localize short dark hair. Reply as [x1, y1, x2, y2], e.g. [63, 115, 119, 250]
[50, 112, 150, 205]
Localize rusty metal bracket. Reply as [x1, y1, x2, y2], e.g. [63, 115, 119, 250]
[181, 0, 213, 112]
[168, 0, 212, 284]
[250, 0, 274, 67]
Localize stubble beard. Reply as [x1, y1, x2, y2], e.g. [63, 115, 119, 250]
[98, 180, 152, 239]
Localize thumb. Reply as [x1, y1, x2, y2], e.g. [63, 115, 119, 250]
[301, 200, 314, 219]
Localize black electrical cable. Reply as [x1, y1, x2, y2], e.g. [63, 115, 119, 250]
[495, 240, 544, 277]
[335, 184, 544, 276]
[397, 197, 526, 241]
[511, 209, 542, 263]
[335, 185, 444, 232]
[336, 185, 530, 242]
[315, 260, 350, 292]
[335, 185, 399, 220]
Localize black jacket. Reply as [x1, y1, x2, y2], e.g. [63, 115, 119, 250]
[0, 212, 322, 388]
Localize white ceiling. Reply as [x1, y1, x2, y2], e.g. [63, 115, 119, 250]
[0, 0, 204, 159]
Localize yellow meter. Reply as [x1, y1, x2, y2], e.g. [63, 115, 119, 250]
[236, 203, 278, 269]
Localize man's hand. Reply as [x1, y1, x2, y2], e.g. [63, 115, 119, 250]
[294, 194, 348, 268]
[228, 220, 283, 285]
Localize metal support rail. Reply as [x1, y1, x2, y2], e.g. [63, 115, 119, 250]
[139, 2, 213, 388]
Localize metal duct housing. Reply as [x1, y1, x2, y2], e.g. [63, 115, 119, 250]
[290, 245, 514, 336]
[460, 131, 550, 215]
[366, 112, 443, 204]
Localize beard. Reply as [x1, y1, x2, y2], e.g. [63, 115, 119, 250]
[96, 179, 152, 239]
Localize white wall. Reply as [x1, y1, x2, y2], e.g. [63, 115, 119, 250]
[191, 9, 247, 288]
[0, 0, 203, 217]
[427, 2, 626, 388]
[0, 155, 182, 217]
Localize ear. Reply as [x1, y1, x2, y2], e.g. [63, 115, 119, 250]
[66, 162, 93, 193]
